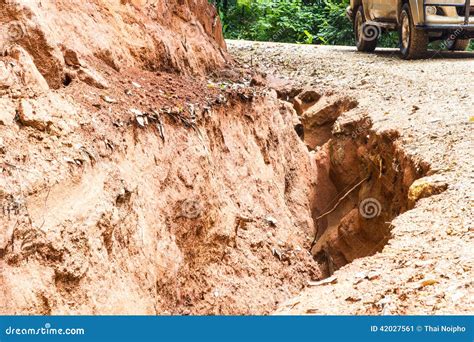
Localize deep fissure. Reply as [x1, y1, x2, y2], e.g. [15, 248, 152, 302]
[283, 89, 431, 278]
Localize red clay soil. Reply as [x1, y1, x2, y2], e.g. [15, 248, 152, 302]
[1, 0, 323, 315]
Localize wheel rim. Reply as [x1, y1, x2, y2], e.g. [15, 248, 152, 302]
[401, 13, 410, 49]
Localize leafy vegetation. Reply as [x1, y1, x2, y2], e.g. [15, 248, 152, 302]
[211, 0, 392, 46]
[216, 0, 321, 44]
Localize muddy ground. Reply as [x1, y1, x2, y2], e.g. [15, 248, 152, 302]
[228, 41, 473, 315]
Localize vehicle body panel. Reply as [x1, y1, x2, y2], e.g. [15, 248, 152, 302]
[371, 0, 398, 20]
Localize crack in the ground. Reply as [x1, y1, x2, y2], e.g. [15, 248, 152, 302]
[279, 88, 437, 278]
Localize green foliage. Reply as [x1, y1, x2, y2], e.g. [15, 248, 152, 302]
[303, 30, 314, 44]
[379, 31, 399, 48]
[211, 0, 364, 46]
[315, 0, 353, 46]
[218, 0, 320, 44]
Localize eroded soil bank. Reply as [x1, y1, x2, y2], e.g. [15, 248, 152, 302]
[1, 0, 326, 314]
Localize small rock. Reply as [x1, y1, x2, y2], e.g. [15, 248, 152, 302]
[131, 108, 147, 127]
[216, 94, 227, 104]
[293, 89, 321, 115]
[18, 93, 78, 134]
[353, 271, 367, 285]
[265, 216, 277, 226]
[272, 248, 282, 260]
[136, 116, 146, 127]
[9, 46, 49, 92]
[102, 95, 117, 104]
[0, 60, 15, 90]
[307, 275, 337, 286]
[415, 260, 434, 268]
[78, 67, 109, 89]
[345, 296, 361, 303]
[18, 98, 52, 131]
[301, 95, 358, 129]
[379, 296, 394, 315]
[367, 271, 380, 281]
[266, 75, 301, 101]
[408, 176, 448, 208]
[419, 279, 438, 288]
[63, 48, 82, 67]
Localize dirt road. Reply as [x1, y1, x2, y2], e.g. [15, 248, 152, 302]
[228, 41, 474, 315]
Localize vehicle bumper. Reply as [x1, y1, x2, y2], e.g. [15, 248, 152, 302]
[416, 23, 474, 37]
[424, 14, 474, 25]
[417, 23, 474, 29]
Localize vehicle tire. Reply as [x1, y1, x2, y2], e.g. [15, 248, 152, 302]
[354, 6, 379, 52]
[399, 3, 428, 59]
[446, 39, 471, 51]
